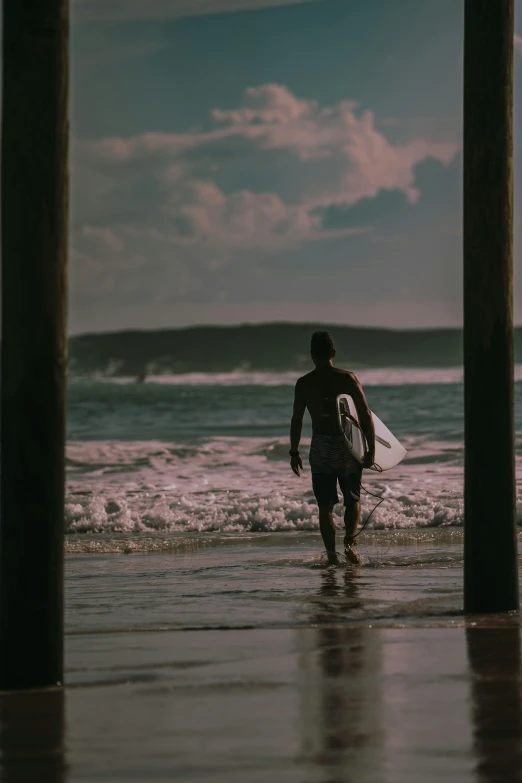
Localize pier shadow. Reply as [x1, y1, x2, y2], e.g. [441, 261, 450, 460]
[298, 569, 383, 782]
[466, 625, 522, 783]
[0, 688, 67, 782]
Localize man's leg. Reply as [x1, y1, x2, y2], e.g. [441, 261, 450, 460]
[343, 501, 361, 547]
[318, 505, 338, 564]
[311, 471, 340, 563]
[339, 469, 363, 564]
[343, 502, 362, 564]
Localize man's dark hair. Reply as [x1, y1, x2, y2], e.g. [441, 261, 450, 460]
[310, 331, 335, 360]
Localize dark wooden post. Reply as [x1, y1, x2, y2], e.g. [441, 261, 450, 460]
[0, 688, 66, 780]
[466, 627, 522, 781]
[0, 0, 69, 687]
[463, 0, 518, 612]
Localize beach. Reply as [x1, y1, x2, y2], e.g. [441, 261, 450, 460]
[3, 530, 522, 781]
[5, 370, 519, 781]
[62, 625, 522, 783]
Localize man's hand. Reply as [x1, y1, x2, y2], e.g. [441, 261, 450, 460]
[349, 374, 376, 470]
[290, 454, 303, 476]
[362, 452, 375, 470]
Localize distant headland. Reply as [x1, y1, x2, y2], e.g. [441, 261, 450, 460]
[68, 322, 522, 376]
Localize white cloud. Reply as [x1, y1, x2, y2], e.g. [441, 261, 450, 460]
[73, 0, 322, 23]
[515, 34, 522, 54]
[72, 84, 458, 306]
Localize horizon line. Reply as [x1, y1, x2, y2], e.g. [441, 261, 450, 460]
[67, 319, 509, 339]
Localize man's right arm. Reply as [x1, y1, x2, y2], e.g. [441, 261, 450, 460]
[289, 378, 306, 476]
[349, 374, 375, 467]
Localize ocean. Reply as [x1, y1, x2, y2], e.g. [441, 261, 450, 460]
[63, 366, 522, 637]
[54, 366, 522, 783]
[66, 367, 522, 547]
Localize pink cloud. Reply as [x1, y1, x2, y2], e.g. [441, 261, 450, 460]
[72, 84, 458, 302]
[175, 180, 368, 252]
[80, 84, 458, 210]
[210, 85, 457, 204]
[212, 84, 316, 125]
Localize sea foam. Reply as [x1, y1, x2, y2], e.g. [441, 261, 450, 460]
[65, 436, 470, 536]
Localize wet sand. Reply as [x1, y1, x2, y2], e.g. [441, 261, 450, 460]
[1, 532, 522, 781]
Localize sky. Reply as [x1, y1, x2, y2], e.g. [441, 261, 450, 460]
[70, 0, 522, 333]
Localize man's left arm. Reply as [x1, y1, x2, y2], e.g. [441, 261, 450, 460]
[290, 379, 306, 476]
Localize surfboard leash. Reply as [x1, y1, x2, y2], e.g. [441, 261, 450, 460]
[339, 398, 391, 540]
[353, 463, 387, 540]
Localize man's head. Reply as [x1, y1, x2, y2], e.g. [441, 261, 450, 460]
[310, 331, 336, 365]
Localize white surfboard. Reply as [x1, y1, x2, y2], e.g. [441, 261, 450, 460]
[336, 394, 407, 472]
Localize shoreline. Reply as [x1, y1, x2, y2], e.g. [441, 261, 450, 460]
[64, 527, 522, 555]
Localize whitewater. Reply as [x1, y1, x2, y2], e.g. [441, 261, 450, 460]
[65, 368, 522, 548]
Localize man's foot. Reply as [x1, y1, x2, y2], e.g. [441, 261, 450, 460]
[326, 550, 340, 566]
[344, 545, 361, 565]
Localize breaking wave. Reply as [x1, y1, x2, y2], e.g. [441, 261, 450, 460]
[64, 437, 473, 537]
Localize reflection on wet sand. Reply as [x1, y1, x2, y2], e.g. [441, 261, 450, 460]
[0, 688, 67, 783]
[298, 568, 383, 782]
[467, 625, 522, 783]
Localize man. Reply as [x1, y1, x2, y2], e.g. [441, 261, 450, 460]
[289, 331, 375, 565]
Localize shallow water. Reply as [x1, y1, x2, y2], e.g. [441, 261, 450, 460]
[65, 530, 522, 636]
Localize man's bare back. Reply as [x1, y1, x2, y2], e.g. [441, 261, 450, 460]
[295, 366, 371, 437]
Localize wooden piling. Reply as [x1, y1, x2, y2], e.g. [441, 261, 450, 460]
[0, 0, 69, 687]
[463, 0, 518, 612]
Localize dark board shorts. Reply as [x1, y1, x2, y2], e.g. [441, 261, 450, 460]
[310, 465, 362, 508]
